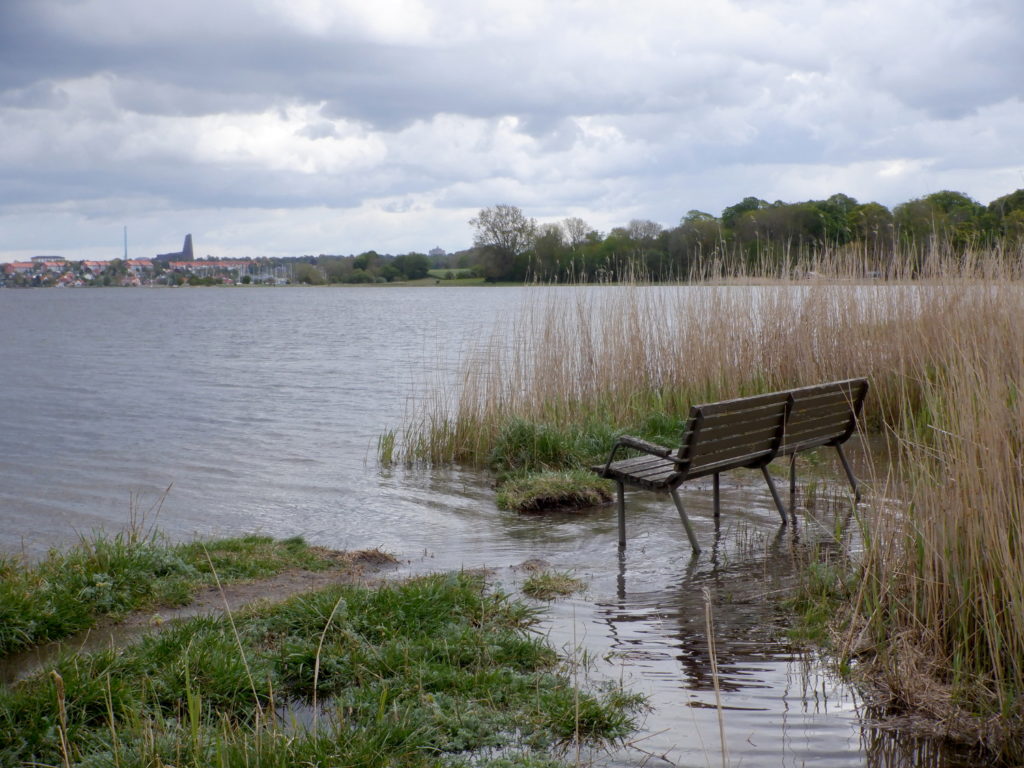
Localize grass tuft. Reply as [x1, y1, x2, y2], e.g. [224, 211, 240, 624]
[496, 470, 614, 513]
[521, 570, 586, 600]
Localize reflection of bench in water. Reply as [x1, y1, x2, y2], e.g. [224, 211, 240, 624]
[592, 378, 869, 553]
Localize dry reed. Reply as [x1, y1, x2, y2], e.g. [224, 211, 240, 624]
[849, 282, 1024, 757]
[395, 253, 1021, 467]
[391, 245, 1024, 756]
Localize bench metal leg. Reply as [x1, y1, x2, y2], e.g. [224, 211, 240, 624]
[616, 481, 626, 547]
[669, 487, 701, 554]
[713, 472, 721, 518]
[761, 466, 789, 524]
[789, 454, 797, 498]
[835, 444, 860, 501]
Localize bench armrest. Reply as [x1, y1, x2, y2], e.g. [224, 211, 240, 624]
[601, 434, 675, 476]
[615, 435, 673, 458]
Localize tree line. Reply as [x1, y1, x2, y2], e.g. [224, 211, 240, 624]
[291, 251, 440, 284]
[469, 188, 1024, 282]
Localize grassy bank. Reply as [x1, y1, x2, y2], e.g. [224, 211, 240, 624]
[384, 254, 1024, 760]
[0, 572, 643, 767]
[0, 529, 350, 656]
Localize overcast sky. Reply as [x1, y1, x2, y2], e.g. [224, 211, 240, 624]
[2, 0, 1022, 262]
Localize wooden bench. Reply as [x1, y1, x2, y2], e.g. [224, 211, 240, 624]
[780, 378, 869, 501]
[591, 378, 868, 554]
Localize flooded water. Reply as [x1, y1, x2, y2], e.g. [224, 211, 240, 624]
[0, 286, 976, 766]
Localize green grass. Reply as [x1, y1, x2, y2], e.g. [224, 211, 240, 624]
[0, 572, 644, 767]
[0, 530, 345, 656]
[782, 558, 855, 647]
[496, 470, 615, 513]
[485, 415, 682, 477]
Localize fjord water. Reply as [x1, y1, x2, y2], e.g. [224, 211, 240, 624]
[0, 287, 962, 767]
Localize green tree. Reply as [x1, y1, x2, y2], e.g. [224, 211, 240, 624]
[987, 188, 1024, 220]
[721, 197, 769, 230]
[378, 264, 403, 282]
[293, 262, 325, 285]
[533, 223, 568, 280]
[344, 269, 375, 283]
[626, 219, 663, 242]
[895, 191, 983, 247]
[669, 211, 722, 275]
[470, 204, 537, 281]
[562, 216, 592, 249]
[353, 251, 380, 272]
[851, 202, 895, 261]
[392, 252, 430, 280]
[1003, 210, 1024, 243]
[814, 194, 858, 244]
[321, 257, 352, 283]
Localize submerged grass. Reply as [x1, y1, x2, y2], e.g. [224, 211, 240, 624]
[386, 248, 1024, 760]
[496, 470, 615, 513]
[0, 572, 643, 767]
[0, 529, 343, 656]
[521, 571, 587, 601]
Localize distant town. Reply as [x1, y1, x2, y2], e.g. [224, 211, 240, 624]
[1, 234, 464, 288]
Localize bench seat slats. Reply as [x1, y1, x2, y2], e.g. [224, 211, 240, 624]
[605, 456, 677, 479]
[597, 457, 679, 490]
[600, 453, 676, 474]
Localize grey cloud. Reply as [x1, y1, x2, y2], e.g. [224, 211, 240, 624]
[517, 116, 584, 151]
[3, 0, 1024, 261]
[297, 122, 341, 140]
[0, 81, 69, 109]
[107, 78, 275, 118]
[3, 2, 723, 131]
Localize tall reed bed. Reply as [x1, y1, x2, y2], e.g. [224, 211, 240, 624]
[851, 286, 1024, 757]
[394, 277, 1012, 468]
[390, 253, 1024, 755]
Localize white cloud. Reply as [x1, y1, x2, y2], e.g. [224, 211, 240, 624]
[2, 0, 1022, 260]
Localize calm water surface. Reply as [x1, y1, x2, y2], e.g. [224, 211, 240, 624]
[0, 287, 971, 767]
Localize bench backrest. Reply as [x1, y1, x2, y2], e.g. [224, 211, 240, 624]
[780, 378, 868, 455]
[677, 391, 791, 480]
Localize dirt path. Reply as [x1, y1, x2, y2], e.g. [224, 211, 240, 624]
[0, 548, 400, 686]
